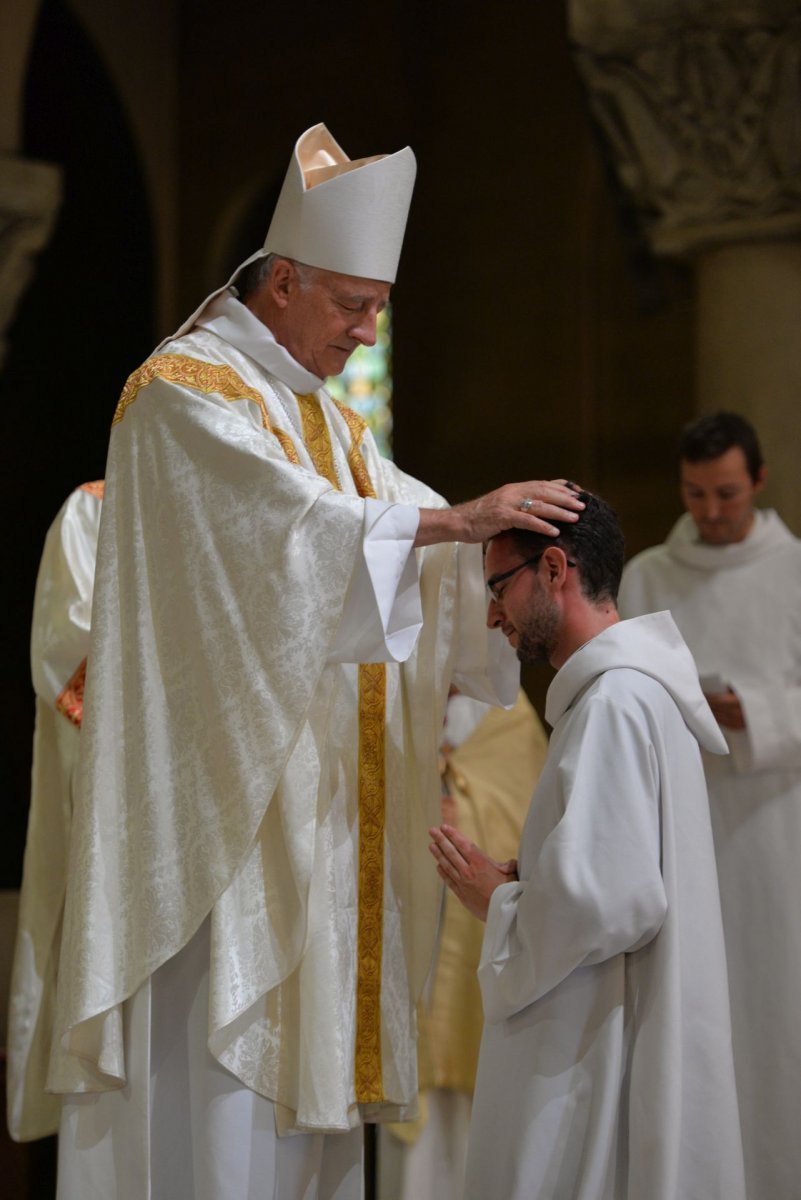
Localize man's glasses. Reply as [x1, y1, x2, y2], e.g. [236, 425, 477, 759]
[486, 553, 576, 602]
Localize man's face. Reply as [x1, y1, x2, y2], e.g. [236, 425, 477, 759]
[680, 446, 764, 545]
[485, 537, 560, 666]
[277, 265, 391, 379]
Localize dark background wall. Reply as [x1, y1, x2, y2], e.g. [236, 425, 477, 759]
[0, 0, 156, 889]
[1, 0, 694, 893]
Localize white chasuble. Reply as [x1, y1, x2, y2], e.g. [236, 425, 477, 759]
[49, 296, 517, 1153]
[465, 614, 745, 1200]
[619, 510, 801, 1200]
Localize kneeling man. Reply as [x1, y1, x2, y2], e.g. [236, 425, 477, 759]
[429, 492, 745, 1200]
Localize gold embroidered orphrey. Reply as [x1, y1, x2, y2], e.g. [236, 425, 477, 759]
[297, 393, 387, 1103]
[111, 357, 388, 1103]
[112, 355, 301, 465]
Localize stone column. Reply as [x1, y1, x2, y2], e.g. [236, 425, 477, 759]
[0, 155, 62, 370]
[568, 0, 801, 530]
[0, 0, 62, 370]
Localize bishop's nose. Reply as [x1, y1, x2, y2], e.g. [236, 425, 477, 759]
[350, 310, 378, 347]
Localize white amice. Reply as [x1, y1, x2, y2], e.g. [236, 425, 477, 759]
[619, 509, 801, 1200]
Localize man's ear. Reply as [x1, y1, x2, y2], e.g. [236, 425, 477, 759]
[754, 464, 767, 495]
[542, 546, 569, 589]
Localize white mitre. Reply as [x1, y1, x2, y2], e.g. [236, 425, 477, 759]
[160, 123, 416, 348]
[264, 123, 416, 282]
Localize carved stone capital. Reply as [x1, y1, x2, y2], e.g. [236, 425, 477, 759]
[569, 4, 801, 254]
[0, 154, 62, 368]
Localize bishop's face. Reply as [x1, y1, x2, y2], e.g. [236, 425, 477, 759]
[279, 265, 390, 379]
[485, 536, 560, 667]
[680, 446, 765, 545]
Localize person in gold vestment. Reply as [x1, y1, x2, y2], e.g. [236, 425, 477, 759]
[383, 689, 548, 1200]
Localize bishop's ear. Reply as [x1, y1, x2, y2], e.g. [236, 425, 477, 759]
[267, 258, 296, 307]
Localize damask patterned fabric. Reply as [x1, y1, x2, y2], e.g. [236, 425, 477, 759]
[8, 484, 103, 1142]
[49, 299, 516, 1137]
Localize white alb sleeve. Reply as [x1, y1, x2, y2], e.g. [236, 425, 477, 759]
[327, 498, 423, 664]
[726, 679, 801, 772]
[31, 489, 102, 707]
[450, 542, 519, 707]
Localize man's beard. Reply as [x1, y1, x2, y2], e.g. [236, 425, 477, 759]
[515, 592, 559, 666]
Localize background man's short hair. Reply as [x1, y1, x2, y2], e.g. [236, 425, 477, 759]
[678, 411, 764, 483]
[500, 490, 625, 604]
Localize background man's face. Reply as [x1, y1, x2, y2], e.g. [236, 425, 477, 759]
[680, 446, 764, 545]
[281, 267, 390, 378]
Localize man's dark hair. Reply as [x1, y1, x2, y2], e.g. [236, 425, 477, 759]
[678, 411, 764, 483]
[502, 490, 625, 604]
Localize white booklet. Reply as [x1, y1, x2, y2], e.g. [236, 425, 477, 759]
[700, 673, 728, 694]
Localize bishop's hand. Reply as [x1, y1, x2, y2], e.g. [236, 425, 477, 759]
[415, 480, 585, 547]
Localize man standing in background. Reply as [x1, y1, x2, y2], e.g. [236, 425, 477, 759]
[619, 411, 801, 1200]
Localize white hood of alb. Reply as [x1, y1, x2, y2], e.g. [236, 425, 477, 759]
[545, 611, 728, 755]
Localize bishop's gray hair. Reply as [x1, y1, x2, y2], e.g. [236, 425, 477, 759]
[233, 252, 318, 301]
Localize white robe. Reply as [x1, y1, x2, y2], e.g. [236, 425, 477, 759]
[465, 613, 746, 1200]
[619, 510, 801, 1200]
[48, 294, 516, 1195]
[7, 482, 102, 1142]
